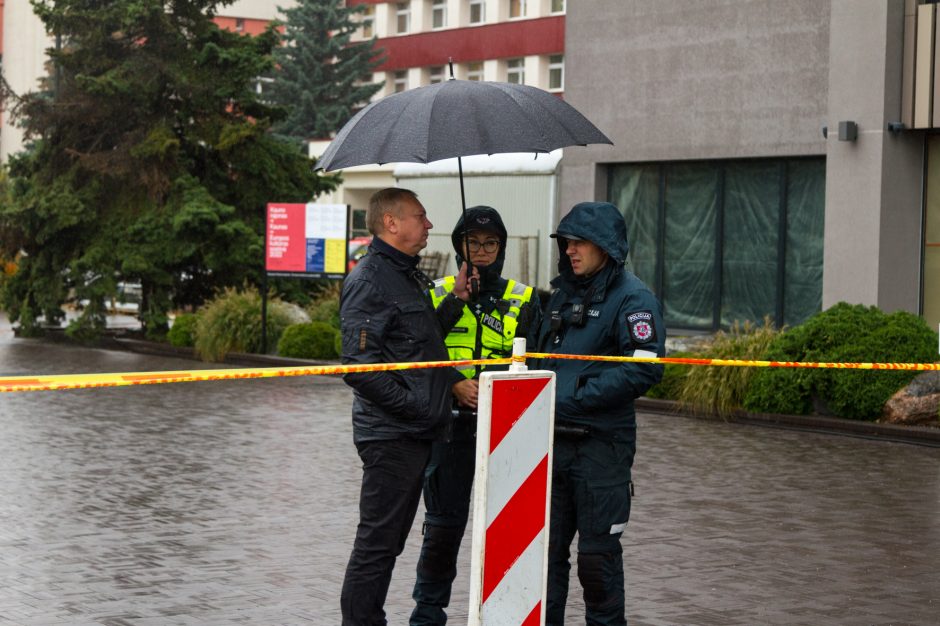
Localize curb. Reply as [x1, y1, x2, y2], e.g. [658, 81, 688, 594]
[636, 398, 940, 447]
[34, 331, 940, 447]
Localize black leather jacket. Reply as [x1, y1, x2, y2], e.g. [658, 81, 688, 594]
[340, 237, 463, 444]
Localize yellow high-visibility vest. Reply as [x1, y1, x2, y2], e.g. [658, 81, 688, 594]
[430, 276, 535, 379]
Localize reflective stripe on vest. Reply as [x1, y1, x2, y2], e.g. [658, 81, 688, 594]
[429, 277, 535, 379]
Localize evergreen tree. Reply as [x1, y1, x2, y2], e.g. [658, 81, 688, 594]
[0, 0, 338, 338]
[269, 0, 384, 141]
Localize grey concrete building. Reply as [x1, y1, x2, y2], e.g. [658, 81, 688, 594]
[560, 0, 940, 334]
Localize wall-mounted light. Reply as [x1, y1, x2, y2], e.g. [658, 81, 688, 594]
[838, 121, 858, 141]
[887, 121, 905, 133]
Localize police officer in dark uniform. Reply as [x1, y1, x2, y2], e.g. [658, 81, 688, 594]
[533, 201, 665, 626]
[411, 206, 541, 625]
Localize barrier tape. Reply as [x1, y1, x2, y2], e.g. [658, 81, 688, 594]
[527, 353, 940, 371]
[0, 357, 512, 393]
[2, 353, 938, 394]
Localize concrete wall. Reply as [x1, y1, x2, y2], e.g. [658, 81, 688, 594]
[823, 0, 923, 314]
[559, 0, 830, 214]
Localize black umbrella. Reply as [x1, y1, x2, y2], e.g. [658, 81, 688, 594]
[317, 75, 612, 294]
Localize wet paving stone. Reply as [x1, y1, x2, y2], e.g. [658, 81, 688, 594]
[1, 331, 938, 624]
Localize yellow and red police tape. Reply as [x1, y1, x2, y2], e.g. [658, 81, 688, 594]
[2, 353, 939, 393]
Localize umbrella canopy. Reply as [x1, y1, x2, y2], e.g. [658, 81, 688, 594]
[316, 79, 612, 171]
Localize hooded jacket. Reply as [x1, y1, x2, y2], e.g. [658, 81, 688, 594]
[533, 202, 665, 441]
[431, 206, 541, 378]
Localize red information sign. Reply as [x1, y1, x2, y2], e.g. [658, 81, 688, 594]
[266, 203, 307, 273]
[266, 202, 349, 278]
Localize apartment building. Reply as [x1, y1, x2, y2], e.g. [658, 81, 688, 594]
[347, 0, 565, 96]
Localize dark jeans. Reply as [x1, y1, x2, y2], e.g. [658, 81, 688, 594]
[410, 424, 476, 625]
[547, 436, 635, 626]
[341, 438, 432, 626]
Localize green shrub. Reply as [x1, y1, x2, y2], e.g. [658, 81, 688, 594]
[306, 283, 341, 330]
[645, 351, 693, 400]
[334, 329, 343, 359]
[676, 319, 780, 417]
[277, 322, 339, 359]
[194, 286, 297, 362]
[743, 302, 939, 420]
[167, 313, 198, 347]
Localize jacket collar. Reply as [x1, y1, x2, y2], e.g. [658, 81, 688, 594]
[371, 235, 421, 270]
[551, 261, 620, 302]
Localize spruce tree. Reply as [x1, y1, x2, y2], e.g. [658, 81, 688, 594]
[269, 0, 384, 141]
[0, 0, 337, 338]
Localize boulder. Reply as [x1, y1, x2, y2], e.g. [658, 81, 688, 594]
[881, 372, 940, 427]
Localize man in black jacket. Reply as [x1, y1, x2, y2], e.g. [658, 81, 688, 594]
[339, 187, 469, 626]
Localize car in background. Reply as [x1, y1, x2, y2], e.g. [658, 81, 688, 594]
[347, 236, 372, 272]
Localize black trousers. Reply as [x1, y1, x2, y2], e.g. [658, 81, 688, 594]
[341, 438, 432, 626]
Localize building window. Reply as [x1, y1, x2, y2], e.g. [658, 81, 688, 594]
[361, 5, 375, 38]
[394, 70, 408, 92]
[506, 58, 525, 84]
[396, 2, 410, 34]
[235, 18, 245, 32]
[551, 0, 565, 13]
[608, 158, 826, 331]
[509, 0, 526, 18]
[429, 65, 445, 84]
[548, 54, 564, 91]
[432, 0, 447, 29]
[469, 0, 485, 24]
[466, 62, 483, 81]
[923, 136, 940, 331]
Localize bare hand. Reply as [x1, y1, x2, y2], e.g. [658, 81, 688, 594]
[452, 262, 480, 302]
[452, 379, 479, 408]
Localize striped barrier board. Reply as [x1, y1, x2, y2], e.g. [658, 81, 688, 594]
[468, 370, 556, 626]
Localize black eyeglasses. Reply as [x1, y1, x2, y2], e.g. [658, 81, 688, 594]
[466, 239, 500, 253]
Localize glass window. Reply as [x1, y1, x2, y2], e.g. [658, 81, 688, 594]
[924, 136, 940, 331]
[429, 65, 445, 84]
[507, 58, 525, 84]
[235, 18, 245, 32]
[396, 2, 410, 33]
[551, 0, 565, 13]
[548, 54, 564, 91]
[432, 0, 446, 29]
[470, 0, 485, 24]
[510, 0, 526, 18]
[609, 158, 826, 331]
[361, 5, 375, 38]
[393, 70, 408, 92]
[466, 62, 483, 81]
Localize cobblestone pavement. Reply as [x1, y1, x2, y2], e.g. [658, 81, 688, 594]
[1, 331, 939, 625]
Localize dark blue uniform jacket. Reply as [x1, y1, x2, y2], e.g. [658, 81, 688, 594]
[533, 202, 666, 442]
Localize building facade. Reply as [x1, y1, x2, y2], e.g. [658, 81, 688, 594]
[560, 0, 939, 333]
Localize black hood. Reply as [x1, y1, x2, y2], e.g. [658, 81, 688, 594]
[451, 206, 508, 288]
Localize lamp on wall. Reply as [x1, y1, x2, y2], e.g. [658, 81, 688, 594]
[838, 121, 858, 141]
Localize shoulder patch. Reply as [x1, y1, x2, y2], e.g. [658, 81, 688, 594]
[626, 310, 656, 344]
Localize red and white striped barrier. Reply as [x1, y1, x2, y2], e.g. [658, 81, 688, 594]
[468, 357, 555, 625]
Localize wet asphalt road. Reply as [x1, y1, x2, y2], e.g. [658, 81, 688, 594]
[0, 324, 939, 625]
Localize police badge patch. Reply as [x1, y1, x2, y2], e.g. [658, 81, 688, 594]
[627, 311, 656, 344]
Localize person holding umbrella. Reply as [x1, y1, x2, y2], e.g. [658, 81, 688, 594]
[532, 201, 666, 625]
[410, 206, 541, 625]
[339, 187, 473, 626]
